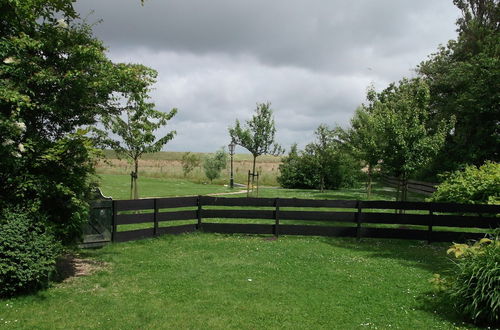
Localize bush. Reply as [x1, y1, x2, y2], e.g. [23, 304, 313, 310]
[0, 208, 59, 297]
[430, 161, 499, 204]
[203, 148, 227, 183]
[278, 144, 361, 190]
[278, 144, 317, 189]
[431, 236, 500, 326]
[181, 152, 201, 177]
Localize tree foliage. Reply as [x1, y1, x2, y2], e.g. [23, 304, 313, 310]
[430, 161, 499, 205]
[417, 0, 500, 175]
[0, 0, 122, 244]
[228, 102, 283, 180]
[343, 105, 381, 198]
[0, 207, 59, 297]
[304, 124, 349, 192]
[368, 78, 453, 200]
[203, 148, 228, 183]
[181, 152, 201, 177]
[99, 64, 177, 199]
[278, 126, 360, 191]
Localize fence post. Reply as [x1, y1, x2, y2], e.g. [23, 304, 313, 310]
[356, 200, 362, 241]
[153, 198, 158, 237]
[274, 198, 280, 238]
[256, 172, 259, 197]
[197, 195, 202, 230]
[247, 170, 251, 197]
[111, 200, 117, 243]
[427, 208, 433, 244]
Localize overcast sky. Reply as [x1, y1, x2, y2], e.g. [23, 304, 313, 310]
[75, 0, 461, 153]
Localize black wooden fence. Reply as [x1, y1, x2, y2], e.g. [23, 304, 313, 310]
[382, 175, 437, 195]
[111, 196, 499, 243]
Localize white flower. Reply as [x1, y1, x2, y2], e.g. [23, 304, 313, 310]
[57, 18, 68, 29]
[3, 57, 16, 64]
[15, 121, 26, 132]
[12, 152, 21, 158]
[18, 143, 25, 152]
[2, 139, 14, 147]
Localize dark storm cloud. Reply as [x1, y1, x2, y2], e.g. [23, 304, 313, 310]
[77, 0, 458, 73]
[74, 0, 460, 152]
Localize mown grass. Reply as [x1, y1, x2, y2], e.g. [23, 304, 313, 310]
[0, 233, 477, 329]
[99, 173, 422, 202]
[98, 174, 234, 200]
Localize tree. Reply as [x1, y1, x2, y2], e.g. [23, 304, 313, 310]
[277, 130, 360, 191]
[369, 78, 454, 201]
[0, 0, 123, 244]
[181, 152, 201, 177]
[100, 64, 177, 199]
[228, 102, 283, 189]
[203, 148, 228, 183]
[307, 124, 339, 192]
[344, 105, 381, 198]
[277, 144, 312, 189]
[417, 0, 499, 175]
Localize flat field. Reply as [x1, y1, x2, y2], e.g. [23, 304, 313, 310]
[97, 174, 235, 200]
[97, 173, 425, 202]
[0, 233, 475, 329]
[96, 150, 282, 186]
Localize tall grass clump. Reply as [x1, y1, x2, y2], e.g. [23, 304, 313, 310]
[432, 234, 500, 326]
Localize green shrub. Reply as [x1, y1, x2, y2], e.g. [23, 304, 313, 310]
[203, 148, 227, 183]
[431, 236, 500, 326]
[430, 161, 499, 204]
[0, 208, 60, 297]
[278, 144, 361, 190]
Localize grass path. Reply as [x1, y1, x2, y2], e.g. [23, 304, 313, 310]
[0, 234, 475, 329]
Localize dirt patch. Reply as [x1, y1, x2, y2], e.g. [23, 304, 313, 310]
[55, 254, 108, 283]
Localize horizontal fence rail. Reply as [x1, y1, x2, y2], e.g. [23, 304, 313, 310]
[382, 175, 438, 195]
[112, 196, 500, 243]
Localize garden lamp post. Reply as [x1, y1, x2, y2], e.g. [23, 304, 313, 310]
[228, 141, 236, 189]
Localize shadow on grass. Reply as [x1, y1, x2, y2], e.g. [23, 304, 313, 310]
[315, 235, 483, 327]
[415, 290, 480, 329]
[319, 236, 450, 273]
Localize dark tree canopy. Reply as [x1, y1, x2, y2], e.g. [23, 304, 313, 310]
[0, 0, 141, 243]
[418, 0, 500, 175]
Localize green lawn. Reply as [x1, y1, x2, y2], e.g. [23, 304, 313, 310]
[98, 174, 234, 200]
[99, 174, 425, 202]
[0, 233, 476, 329]
[5, 176, 475, 328]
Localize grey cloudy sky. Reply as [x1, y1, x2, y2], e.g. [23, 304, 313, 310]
[75, 0, 461, 153]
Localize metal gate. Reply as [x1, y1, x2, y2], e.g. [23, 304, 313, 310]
[81, 188, 113, 247]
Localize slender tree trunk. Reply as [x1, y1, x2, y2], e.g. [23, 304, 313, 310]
[367, 165, 372, 200]
[395, 175, 401, 201]
[130, 170, 134, 200]
[395, 174, 401, 214]
[402, 173, 408, 202]
[251, 154, 257, 194]
[133, 158, 139, 200]
[320, 176, 324, 192]
[401, 173, 408, 214]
